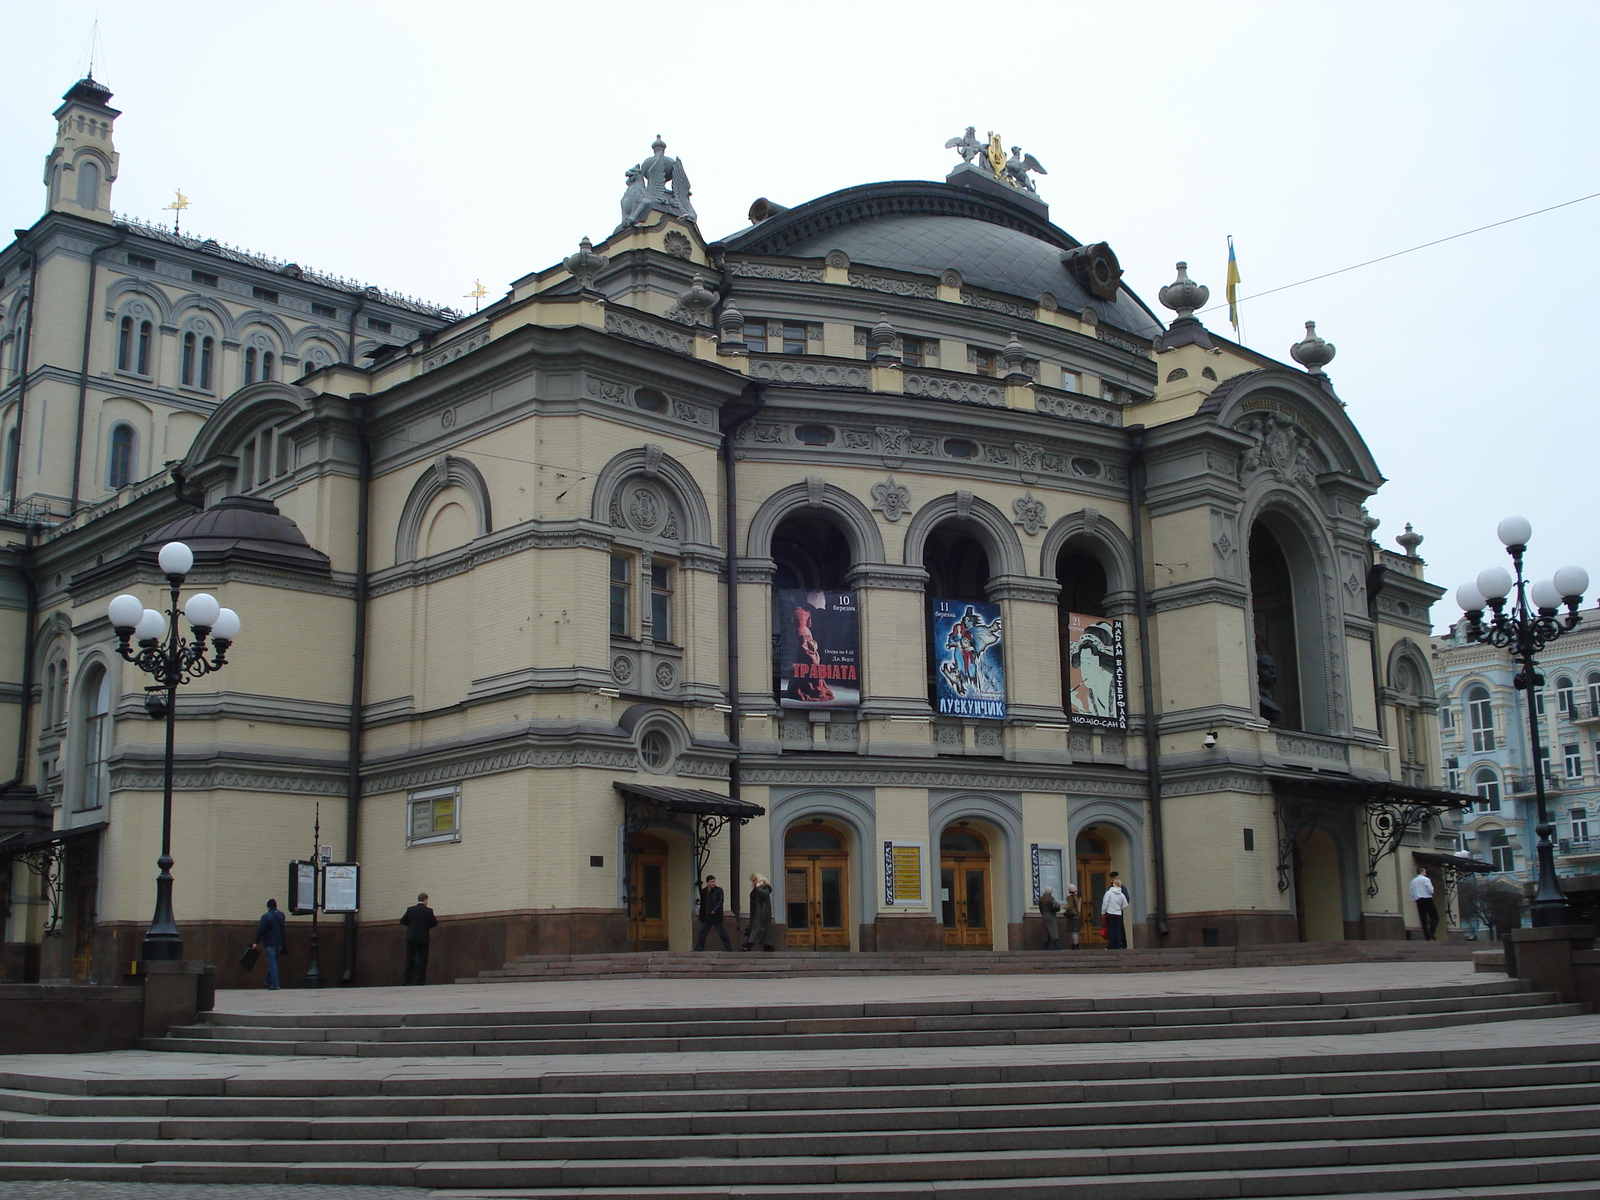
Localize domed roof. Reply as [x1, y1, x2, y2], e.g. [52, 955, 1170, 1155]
[141, 494, 329, 575]
[721, 181, 1164, 339]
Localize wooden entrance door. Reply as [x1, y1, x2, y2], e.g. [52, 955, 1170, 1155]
[940, 826, 991, 948]
[1076, 831, 1111, 948]
[628, 834, 669, 949]
[784, 823, 850, 950]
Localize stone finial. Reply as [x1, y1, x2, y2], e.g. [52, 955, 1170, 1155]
[717, 300, 746, 352]
[1158, 262, 1209, 320]
[1000, 332, 1028, 380]
[869, 313, 898, 361]
[563, 236, 608, 290]
[1290, 320, 1336, 374]
[1396, 523, 1424, 557]
[674, 275, 717, 327]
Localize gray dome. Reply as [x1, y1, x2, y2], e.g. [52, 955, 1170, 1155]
[721, 181, 1164, 339]
[142, 494, 329, 575]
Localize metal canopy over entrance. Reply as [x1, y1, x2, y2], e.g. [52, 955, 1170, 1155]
[1268, 774, 1474, 898]
[614, 784, 765, 947]
[1412, 848, 1494, 930]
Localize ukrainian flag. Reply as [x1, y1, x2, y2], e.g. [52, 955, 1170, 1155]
[1226, 236, 1241, 333]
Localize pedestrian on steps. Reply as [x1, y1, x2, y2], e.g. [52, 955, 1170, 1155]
[744, 873, 775, 951]
[1063, 883, 1083, 949]
[694, 875, 732, 951]
[1037, 886, 1061, 949]
[1411, 866, 1440, 941]
[400, 892, 438, 984]
[252, 898, 287, 990]
[1101, 872, 1130, 950]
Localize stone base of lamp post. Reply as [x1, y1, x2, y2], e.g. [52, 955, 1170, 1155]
[1505, 924, 1598, 1005]
[123, 959, 217, 1040]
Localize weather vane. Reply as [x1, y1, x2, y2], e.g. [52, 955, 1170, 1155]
[163, 189, 190, 235]
[464, 279, 487, 311]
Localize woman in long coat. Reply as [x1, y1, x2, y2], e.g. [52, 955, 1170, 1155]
[1037, 887, 1061, 950]
[744, 873, 774, 951]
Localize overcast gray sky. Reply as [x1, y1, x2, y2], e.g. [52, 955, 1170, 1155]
[3, 0, 1596, 630]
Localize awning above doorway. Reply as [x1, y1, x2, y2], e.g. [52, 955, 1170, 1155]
[0, 821, 108, 858]
[1412, 850, 1494, 874]
[613, 783, 765, 818]
[1266, 774, 1473, 898]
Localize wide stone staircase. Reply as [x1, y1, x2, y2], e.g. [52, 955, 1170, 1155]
[150, 973, 1565, 1057]
[468, 941, 1475, 983]
[0, 973, 1595, 1195]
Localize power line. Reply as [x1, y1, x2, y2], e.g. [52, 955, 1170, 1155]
[1198, 189, 1600, 316]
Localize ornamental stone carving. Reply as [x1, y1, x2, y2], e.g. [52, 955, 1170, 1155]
[654, 661, 676, 690]
[612, 655, 634, 684]
[871, 477, 912, 522]
[1235, 413, 1325, 486]
[1013, 493, 1047, 536]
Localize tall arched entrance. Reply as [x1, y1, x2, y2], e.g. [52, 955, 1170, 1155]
[1292, 828, 1345, 942]
[627, 834, 670, 950]
[940, 825, 992, 948]
[1076, 831, 1112, 948]
[785, 822, 850, 951]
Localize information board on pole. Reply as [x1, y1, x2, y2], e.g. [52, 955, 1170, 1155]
[287, 861, 316, 915]
[323, 863, 360, 913]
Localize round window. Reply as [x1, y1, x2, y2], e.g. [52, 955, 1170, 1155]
[640, 730, 671, 770]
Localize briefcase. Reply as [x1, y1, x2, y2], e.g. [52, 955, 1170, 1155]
[240, 945, 260, 971]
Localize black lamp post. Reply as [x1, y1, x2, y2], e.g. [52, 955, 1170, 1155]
[1455, 516, 1588, 929]
[108, 540, 241, 961]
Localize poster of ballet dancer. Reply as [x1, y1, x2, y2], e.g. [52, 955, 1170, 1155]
[776, 590, 860, 709]
[1066, 613, 1126, 730]
[931, 599, 1005, 719]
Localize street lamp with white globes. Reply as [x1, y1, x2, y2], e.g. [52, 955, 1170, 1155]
[1455, 516, 1588, 928]
[107, 540, 242, 962]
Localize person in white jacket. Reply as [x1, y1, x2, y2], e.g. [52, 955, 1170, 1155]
[1100, 871, 1131, 949]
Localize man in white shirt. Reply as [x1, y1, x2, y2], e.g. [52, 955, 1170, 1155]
[1100, 871, 1131, 950]
[1410, 866, 1439, 941]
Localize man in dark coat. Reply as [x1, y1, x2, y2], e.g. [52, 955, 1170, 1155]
[251, 899, 287, 990]
[694, 875, 731, 951]
[399, 892, 438, 984]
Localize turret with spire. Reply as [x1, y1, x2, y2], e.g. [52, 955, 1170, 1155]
[43, 75, 120, 221]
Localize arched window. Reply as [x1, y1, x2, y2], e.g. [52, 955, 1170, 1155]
[244, 332, 279, 386]
[1466, 685, 1495, 753]
[117, 317, 132, 371]
[1587, 672, 1600, 717]
[1473, 766, 1501, 813]
[1556, 676, 1575, 717]
[182, 332, 196, 386]
[137, 320, 151, 375]
[3, 425, 19, 494]
[200, 336, 215, 391]
[76, 664, 111, 811]
[117, 311, 154, 377]
[1487, 829, 1514, 873]
[75, 161, 100, 210]
[1056, 546, 1110, 717]
[1249, 524, 1301, 729]
[107, 423, 136, 489]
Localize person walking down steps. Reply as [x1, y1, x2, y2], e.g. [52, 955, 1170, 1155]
[400, 892, 438, 984]
[744, 873, 775, 951]
[1037, 886, 1061, 950]
[695, 875, 732, 951]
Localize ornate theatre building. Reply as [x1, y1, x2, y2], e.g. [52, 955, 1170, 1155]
[0, 81, 1465, 985]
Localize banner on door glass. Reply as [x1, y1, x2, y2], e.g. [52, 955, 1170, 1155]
[931, 599, 1005, 719]
[1066, 613, 1127, 729]
[776, 590, 860, 709]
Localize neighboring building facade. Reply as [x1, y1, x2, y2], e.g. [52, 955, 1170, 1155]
[1432, 603, 1600, 925]
[0, 81, 1466, 986]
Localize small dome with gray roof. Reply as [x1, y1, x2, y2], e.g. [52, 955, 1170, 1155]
[721, 181, 1164, 339]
